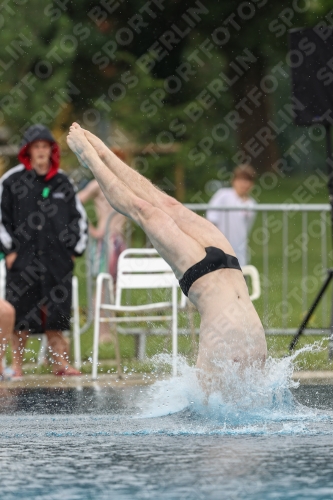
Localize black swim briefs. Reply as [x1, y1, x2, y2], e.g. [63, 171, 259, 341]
[179, 246, 242, 297]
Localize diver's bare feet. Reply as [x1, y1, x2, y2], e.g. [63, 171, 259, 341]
[67, 122, 89, 156]
[83, 129, 111, 160]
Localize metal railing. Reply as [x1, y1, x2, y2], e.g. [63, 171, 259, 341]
[87, 203, 332, 337]
[185, 203, 331, 335]
[3, 203, 331, 338]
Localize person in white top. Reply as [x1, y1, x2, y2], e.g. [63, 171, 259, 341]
[78, 148, 127, 344]
[78, 147, 127, 282]
[206, 165, 257, 266]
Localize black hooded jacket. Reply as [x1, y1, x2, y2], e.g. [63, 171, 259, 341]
[0, 124, 88, 332]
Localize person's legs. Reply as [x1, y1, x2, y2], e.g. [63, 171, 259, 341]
[11, 330, 29, 376]
[109, 234, 127, 283]
[0, 300, 15, 375]
[67, 124, 205, 278]
[83, 128, 235, 254]
[46, 330, 81, 375]
[12, 330, 80, 376]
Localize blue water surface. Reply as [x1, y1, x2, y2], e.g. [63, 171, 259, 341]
[0, 357, 332, 500]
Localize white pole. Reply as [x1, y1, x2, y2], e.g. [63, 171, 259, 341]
[172, 280, 178, 377]
[72, 276, 81, 369]
[92, 274, 104, 379]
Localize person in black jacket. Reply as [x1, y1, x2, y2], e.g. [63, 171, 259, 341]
[0, 124, 88, 377]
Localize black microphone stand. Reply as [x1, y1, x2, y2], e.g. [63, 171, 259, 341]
[290, 124, 333, 358]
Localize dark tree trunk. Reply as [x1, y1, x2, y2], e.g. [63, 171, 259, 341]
[231, 53, 280, 173]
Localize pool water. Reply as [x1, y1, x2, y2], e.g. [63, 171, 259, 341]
[0, 357, 333, 500]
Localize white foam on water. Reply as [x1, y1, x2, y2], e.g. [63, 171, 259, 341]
[138, 343, 331, 432]
[0, 343, 330, 439]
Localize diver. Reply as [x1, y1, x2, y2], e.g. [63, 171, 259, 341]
[67, 123, 267, 379]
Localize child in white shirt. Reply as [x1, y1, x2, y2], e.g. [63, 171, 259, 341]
[206, 164, 257, 266]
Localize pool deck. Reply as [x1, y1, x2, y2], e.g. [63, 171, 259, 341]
[0, 373, 157, 389]
[1, 371, 333, 389]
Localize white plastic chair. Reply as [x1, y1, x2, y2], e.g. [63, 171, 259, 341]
[92, 253, 261, 380]
[242, 265, 261, 301]
[0, 260, 81, 368]
[93, 248, 181, 379]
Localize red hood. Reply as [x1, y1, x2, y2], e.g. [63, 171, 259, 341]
[18, 141, 60, 181]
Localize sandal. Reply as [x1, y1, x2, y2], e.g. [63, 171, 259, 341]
[54, 367, 82, 376]
[0, 368, 22, 381]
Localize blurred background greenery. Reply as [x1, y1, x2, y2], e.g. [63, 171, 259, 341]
[2, 0, 333, 372]
[1, 0, 333, 199]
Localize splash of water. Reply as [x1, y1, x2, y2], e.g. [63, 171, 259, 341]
[139, 343, 327, 428]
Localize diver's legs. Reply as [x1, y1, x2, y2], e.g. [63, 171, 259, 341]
[67, 124, 205, 278]
[83, 129, 235, 254]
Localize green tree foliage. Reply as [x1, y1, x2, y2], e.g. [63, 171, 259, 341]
[0, 1, 75, 141]
[0, 0, 333, 198]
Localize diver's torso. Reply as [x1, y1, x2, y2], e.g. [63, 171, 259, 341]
[188, 268, 267, 369]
